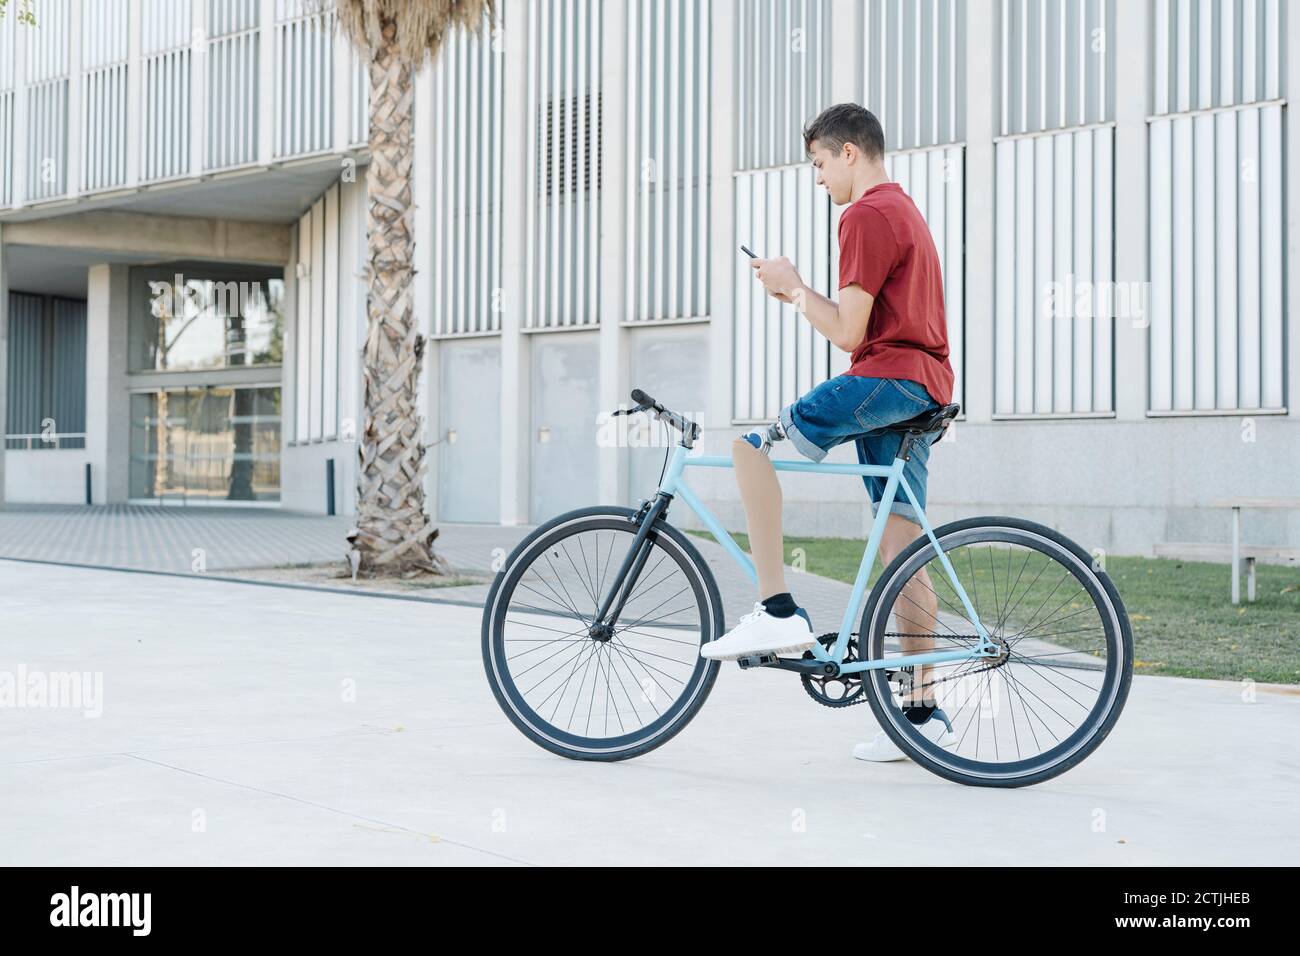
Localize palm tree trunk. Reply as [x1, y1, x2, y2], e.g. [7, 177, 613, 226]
[351, 18, 446, 575]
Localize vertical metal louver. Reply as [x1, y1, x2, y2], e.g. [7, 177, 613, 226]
[733, 1, 967, 422]
[274, 0, 334, 158]
[994, 1, 1116, 416]
[732, 2, 831, 421]
[430, 12, 505, 336]
[1000, 0, 1114, 136]
[525, 0, 603, 329]
[994, 126, 1114, 415]
[23, 0, 70, 201]
[1147, 0, 1285, 412]
[207, 0, 259, 169]
[4, 293, 87, 448]
[864, 2, 966, 411]
[888, 145, 966, 411]
[625, 0, 711, 324]
[5, 293, 46, 441]
[0, 11, 16, 205]
[732, 166, 833, 422]
[350, 51, 368, 146]
[138, 0, 191, 183]
[737, 0, 831, 170]
[864, 0, 965, 149]
[1151, 0, 1283, 116]
[293, 183, 348, 442]
[1148, 103, 1284, 412]
[80, 0, 129, 191]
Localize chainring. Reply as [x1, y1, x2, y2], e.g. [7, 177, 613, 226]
[800, 633, 867, 708]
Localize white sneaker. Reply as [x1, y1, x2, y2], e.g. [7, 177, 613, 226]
[853, 709, 956, 762]
[700, 601, 816, 661]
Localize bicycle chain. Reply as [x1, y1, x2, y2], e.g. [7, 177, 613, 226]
[801, 631, 1008, 705]
[909, 659, 1006, 692]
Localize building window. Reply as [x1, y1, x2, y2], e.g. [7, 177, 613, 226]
[129, 386, 281, 503]
[4, 292, 86, 449]
[128, 263, 285, 373]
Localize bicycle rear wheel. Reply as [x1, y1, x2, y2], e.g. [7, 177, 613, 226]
[859, 516, 1133, 787]
[483, 506, 724, 761]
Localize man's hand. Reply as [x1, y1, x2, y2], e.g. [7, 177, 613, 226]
[750, 256, 804, 306]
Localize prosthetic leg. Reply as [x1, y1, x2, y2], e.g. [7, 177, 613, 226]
[733, 420, 789, 600]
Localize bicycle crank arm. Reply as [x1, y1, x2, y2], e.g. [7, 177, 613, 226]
[737, 654, 839, 676]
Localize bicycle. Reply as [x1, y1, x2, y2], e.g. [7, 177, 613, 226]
[482, 388, 1133, 787]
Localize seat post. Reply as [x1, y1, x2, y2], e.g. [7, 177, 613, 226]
[897, 429, 923, 461]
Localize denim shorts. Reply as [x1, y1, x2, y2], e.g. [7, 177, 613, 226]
[777, 375, 941, 526]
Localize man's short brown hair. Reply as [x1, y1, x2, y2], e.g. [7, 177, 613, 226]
[802, 103, 886, 160]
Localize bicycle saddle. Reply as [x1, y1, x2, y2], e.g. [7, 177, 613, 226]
[881, 402, 961, 441]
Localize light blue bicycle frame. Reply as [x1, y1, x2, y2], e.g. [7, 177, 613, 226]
[654, 445, 999, 674]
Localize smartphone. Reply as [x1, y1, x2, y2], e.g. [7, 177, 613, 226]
[740, 244, 758, 259]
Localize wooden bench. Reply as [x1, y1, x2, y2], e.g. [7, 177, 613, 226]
[1153, 542, 1300, 603]
[1192, 498, 1300, 604]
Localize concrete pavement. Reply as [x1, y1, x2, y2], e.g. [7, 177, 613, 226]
[2, 559, 1297, 865]
[0, 503, 901, 644]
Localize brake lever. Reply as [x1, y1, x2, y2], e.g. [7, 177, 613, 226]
[610, 403, 657, 418]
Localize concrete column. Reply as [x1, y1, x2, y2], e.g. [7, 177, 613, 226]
[65, 4, 82, 200]
[707, 0, 737, 433]
[332, 21, 353, 154]
[281, 227, 299, 457]
[257, 0, 276, 166]
[1287, 0, 1300, 419]
[84, 264, 131, 504]
[191, 0, 209, 177]
[1112, 0, 1150, 421]
[962, 0, 997, 423]
[338, 179, 365, 516]
[827, 0, 860, 103]
[597, 0, 630, 502]
[0, 226, 8, 503]
[826, 0, 861, 380]
[498, 0, 530, 525]
[414, 65, 437, 516]
[12, 11, 28, 206]
[125, 0, 141, 188]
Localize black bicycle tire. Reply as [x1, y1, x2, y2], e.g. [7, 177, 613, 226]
[858, 516, 1133, 788]
[482, 505, 725, 761]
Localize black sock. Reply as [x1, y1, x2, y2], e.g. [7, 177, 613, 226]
[761, 592, 797, 618]
[902, 701, 937, 724]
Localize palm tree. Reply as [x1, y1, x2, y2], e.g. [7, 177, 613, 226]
[338, 0, 494, 576]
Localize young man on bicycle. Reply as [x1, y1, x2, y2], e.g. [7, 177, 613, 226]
[699, 103, 957, 762]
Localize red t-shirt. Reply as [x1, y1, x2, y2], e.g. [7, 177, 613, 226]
[837, 181, 954, 408]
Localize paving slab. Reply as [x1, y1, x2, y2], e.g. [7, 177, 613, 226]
[3, 560, 1296, 866]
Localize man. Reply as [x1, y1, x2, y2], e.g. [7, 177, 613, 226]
[699, 103, 957, 762]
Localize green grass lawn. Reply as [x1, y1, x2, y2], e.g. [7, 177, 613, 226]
[686, 529, 1300, 684]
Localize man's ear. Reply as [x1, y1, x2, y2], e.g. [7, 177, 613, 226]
[841, 141, 857, 166]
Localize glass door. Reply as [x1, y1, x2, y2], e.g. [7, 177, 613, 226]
[130, 386, 281, 504]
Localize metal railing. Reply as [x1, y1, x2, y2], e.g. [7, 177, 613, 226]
[5, 432, 88, 449]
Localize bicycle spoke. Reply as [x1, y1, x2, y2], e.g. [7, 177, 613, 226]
[558, 540, 599, 613]
[863, 528, 1126, 781]
[490, 519, 711, 749]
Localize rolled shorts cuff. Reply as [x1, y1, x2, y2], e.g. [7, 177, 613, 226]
[778, 403, 828, 463]
[870, 496, 923, 527]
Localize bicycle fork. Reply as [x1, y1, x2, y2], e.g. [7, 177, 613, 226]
[586, 493, 673, 640]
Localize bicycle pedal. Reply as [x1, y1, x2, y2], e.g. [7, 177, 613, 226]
[736, 653, 780, 669]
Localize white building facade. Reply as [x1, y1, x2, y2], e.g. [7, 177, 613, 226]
[1, 0, 1297, 559]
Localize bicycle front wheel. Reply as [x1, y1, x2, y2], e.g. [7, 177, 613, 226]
[859, 516, 1133, 787]
[483, 506, 724, 761]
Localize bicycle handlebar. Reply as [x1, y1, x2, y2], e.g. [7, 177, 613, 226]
[628, 388, 700, 445]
